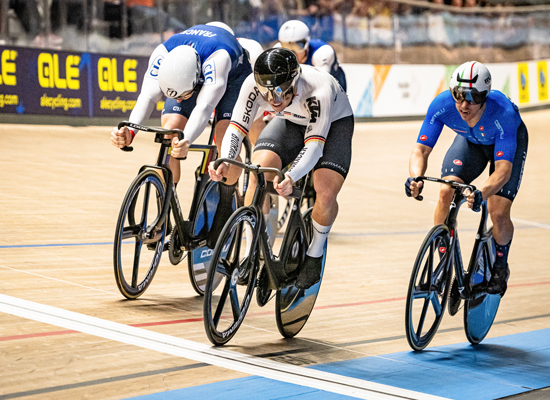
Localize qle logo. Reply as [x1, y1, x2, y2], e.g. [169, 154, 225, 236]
[306, 97, 321, 123]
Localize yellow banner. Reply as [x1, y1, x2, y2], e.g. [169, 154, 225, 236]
[517, 63, 529, 104]
[537, 61, 548, 101]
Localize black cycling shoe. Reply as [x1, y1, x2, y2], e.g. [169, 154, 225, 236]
[486, 263, 510, 297]
[206, 183, 236, 249]
[295, 255, 323, 290]
[448, 278, 462, 316]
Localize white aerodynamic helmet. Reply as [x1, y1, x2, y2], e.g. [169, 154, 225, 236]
[237, 37, 264, 67]
[158, 45, 201, 100]
[450, 61, 492, 105]
[206, 21, 234, 35]
[278, 20, 310, 52]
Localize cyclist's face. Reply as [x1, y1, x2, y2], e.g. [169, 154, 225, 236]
[268, 90, 295, 112]
[455, 99, 484, 124]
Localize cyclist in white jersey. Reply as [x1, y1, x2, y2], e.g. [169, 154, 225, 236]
[209, 48, 354, 289]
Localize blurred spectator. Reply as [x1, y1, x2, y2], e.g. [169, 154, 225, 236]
[8, 0, 62, 47]
[126, 0, 186, 36]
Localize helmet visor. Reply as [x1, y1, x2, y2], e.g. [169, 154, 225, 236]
[280, 39, 308, 53]
[256, 78, 295, 103]
[451, 86, 486, 105]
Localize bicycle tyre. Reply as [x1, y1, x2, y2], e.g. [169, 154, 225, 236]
[113, 169, 166, 299]
[275, 207, 325, 338]
[203, 207, 259, 346]
[405, 224, 452, 351]
[187, 181, 236, 296]
[464, 228, 501, 345]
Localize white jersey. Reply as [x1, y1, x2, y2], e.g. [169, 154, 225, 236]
[221, 64, 353, 182]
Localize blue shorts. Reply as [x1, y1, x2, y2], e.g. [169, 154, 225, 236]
[162, 64, 251, 123]
[441, 121, 528, 201]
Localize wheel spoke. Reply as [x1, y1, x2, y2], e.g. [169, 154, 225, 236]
[229, 285, 241, 320]
[213, 278, 231, 327]
[131, 240, 142, 288]
[416, 297, 430, 335]
[140, 182, 152, 227]
[430, 291, 443, 316]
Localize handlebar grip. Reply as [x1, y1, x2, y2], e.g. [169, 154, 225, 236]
[172, 131, 187, 160]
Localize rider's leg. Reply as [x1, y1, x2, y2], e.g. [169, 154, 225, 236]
[486, 195, 513, 295]
[161, 113, 188, 184]
[296, 168, 344, 290]
[434, 176, 463, 225]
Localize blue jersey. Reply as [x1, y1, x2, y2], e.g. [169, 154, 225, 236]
[162, 24, 250, 82]
[305, 39, 347, 92]
[417, 90, 522, 163]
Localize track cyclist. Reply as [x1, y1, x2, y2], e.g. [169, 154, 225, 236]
[406, 61, 528, 304]
[209, 48, 354, 289]
[110, 23, 252, 247]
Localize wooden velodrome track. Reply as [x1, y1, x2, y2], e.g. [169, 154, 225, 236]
[1, 110, 549, 400]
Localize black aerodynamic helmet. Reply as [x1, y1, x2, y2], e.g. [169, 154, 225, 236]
[254, 48, 301, 103]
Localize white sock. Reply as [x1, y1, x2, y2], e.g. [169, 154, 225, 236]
[306, 219, 332, 258]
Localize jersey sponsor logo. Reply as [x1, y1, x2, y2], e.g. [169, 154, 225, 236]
[306, 96, 321, 123]
[480, 126, 484, 131]
[243, 87, 260, 124]
[453, 159, 463, 166]
[420, 135, 427, 141]
[181, 29, 217, 38]
[228, 132, 241, 160]
[430, 108, 445, 124]
[288, 147, 307, 173]
[223, 112, 231, 118]
[495, 119, 504, 139]
[172, 106, 182, 111]
[496, 151, 504, 157]
[203, 61, 216, 85]
[148, 54, 163, 78]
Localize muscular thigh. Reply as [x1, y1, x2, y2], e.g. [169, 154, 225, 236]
[253, 118, 305, 168]
[315, 115, 353, 179]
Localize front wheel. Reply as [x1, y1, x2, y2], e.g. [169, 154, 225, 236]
[464, 228, 501, 345]
[113, 169, 167, 299]
[405, 224, 452, 351]
[203, 207, 259, 346]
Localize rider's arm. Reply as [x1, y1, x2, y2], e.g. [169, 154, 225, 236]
[286, 88, 333, 183]
[219, 75, 263, 159]
[477, 160, 513, 200]
[128, 44, 168, 133]
[409, 143, 433, 177]
[311, 45, 336, 75]
[183, 50, 232, 144]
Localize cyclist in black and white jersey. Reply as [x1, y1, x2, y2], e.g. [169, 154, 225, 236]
[209, 48, 354, 289]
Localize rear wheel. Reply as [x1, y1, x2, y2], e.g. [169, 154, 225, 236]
[203, 208, 259, 346]
[113, 169, 166, 299]
[405, 224, 452, 351]
[188, 182, 236, 295]
[275, 207, 324, 338]
[464, 228, 501, 344]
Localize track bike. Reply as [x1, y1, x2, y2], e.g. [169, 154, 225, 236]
[202, 158, 326, 346]
[405, 176, 501, 351]
[113, 121, 251, 298]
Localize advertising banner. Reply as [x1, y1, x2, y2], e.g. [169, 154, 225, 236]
[0, 45, 162, 119]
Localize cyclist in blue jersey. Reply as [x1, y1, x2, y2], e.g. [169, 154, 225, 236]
[110, 24, 252, 247]
[277, 20, 346, 93]
[405, 61, 528, 301]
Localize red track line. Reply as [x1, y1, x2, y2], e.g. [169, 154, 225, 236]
[2, 280, 549, 343]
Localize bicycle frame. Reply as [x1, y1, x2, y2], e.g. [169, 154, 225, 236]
[216, 158, 307, 291]
[422, 177, 493, 301]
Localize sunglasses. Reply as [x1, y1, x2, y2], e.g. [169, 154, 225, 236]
[451, 86, 486, 105]
[280, 39, 308, 53]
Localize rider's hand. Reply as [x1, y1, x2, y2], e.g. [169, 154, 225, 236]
[208, 161, 229, 182]
[405, 177, 423, 198]
[111, 126, 133, 148]
[466, 189, 483, 212]
[171, 136, 190, 159]
[273, 173, 294, 197]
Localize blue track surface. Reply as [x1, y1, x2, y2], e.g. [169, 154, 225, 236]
[127, 329, 550, 400]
